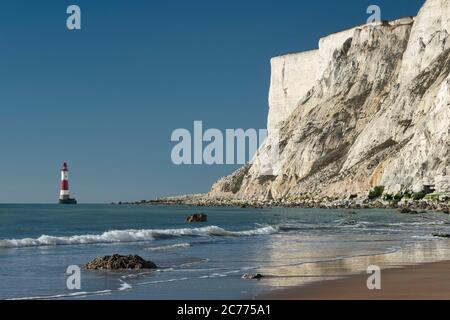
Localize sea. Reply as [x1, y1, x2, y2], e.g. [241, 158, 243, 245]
[1, 204, 450, 300]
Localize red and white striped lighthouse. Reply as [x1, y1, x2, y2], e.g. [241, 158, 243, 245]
[59, 162, 77, 204]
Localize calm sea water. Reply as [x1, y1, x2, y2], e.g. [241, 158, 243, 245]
[1, 204, 450, 300]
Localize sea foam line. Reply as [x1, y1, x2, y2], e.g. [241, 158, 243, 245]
[0, 226, 277, 248]
[145, 242, 191, 251]
[8, 290, 113, 301]
[8, 280, 132, 300]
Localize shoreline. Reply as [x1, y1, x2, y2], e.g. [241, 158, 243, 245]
[114, 196, 450, 214]
[257, 260, 450, 300]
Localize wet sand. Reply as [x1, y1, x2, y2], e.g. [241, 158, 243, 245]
[259, 260, 450, 300]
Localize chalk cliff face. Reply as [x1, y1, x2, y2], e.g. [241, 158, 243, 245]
[210, 0, 450, 201]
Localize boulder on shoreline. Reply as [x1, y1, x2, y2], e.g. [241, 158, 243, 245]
[186, 213, 208, 223]
[85, 254, 157, 271]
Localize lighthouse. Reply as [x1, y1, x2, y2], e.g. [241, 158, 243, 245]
[59, 162, 77, 204]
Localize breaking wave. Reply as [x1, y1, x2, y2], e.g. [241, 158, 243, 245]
[0, 226, 278, 248]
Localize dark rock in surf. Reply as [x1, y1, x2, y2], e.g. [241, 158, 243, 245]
[186, 214, 208, 223]
[432, 233, 450, 239]
[397, 208, 418, 214]
[242, 273, 264, 280]
[342, 219, 358, 225]
[85, 254, 157, 270]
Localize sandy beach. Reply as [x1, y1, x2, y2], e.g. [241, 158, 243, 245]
[259, 260, 450, 300]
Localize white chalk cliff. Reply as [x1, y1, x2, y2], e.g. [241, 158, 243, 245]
[210, 0, 450, 201]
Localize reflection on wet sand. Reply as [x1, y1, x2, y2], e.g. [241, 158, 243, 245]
[257, 237, 450, 289]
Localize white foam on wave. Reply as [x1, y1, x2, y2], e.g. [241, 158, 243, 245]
[199, 273, 228, 279]
[145, 243, 191, 252]
[388, 221, 447, 227]
[135, 267, 256, 286]
[136, 277, 189, 286]
[118, 280, 132, 291]
[412, 235, 444, 241]
[0, 226, 278, 248]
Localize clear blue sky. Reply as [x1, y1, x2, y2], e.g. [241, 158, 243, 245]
[0, 0, 424, 203]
